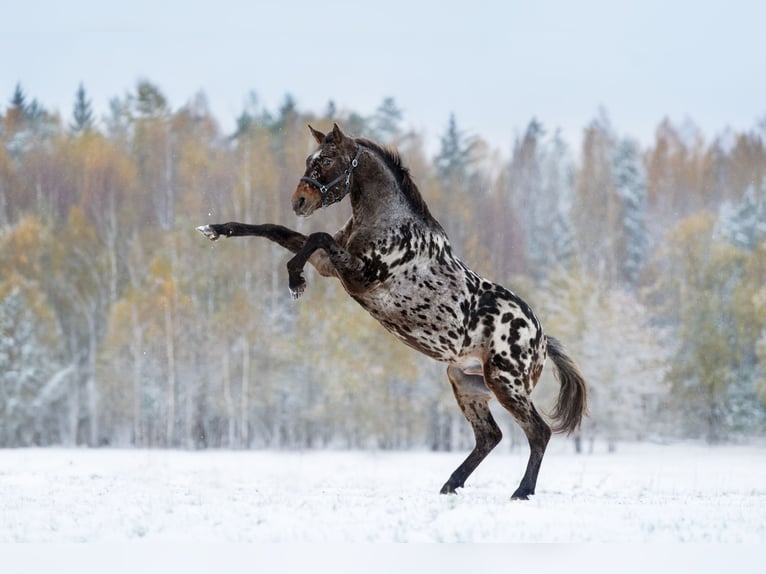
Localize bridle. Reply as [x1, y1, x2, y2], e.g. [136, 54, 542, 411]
[300, 146, 362, 207]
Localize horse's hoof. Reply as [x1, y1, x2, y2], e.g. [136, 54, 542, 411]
[440, 479, 463, 495]
[440, 483, 458, 495]
[289, 277, 306, 299]
[197, 225, 220, 241]
[510, 489, 532, 501]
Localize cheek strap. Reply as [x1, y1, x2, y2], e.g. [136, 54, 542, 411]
[300, 146, 362, 207]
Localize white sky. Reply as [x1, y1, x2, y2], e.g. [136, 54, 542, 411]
[2, 0, 764, 152]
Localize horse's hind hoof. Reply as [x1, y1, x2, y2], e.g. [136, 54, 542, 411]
[197, 225, 220, 241]
[440, 483, 459, 495]
[511, 487, 533, 501]
[440, 478, 463, 494]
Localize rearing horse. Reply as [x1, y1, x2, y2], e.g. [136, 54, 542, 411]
[198, 123, 587, 500]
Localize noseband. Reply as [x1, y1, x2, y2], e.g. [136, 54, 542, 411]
[300, 146, 362, 207]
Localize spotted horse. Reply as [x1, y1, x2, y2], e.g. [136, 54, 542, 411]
[198, 123, 588, 500]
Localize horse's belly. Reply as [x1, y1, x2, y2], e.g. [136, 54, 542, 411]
[355, 289, 465, 362]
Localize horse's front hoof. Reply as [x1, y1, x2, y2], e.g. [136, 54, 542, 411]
[197, 225, 220, 241]
[289, 275, 306, 299]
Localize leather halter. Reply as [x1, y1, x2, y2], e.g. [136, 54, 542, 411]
[300, 146, 362, 207]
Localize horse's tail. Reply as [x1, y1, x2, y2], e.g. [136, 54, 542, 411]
[546, 336, 588, 435]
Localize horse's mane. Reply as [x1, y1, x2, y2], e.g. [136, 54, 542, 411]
[355, 138, 440, 227]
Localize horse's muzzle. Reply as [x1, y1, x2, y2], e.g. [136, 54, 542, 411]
[292, 181, 321, 217]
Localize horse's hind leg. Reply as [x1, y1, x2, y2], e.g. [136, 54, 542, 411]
[440, 365, 502, 494]
[484, 361, 551, 500]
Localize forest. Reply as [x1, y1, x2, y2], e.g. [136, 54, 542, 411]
[1, 81, 765, 451]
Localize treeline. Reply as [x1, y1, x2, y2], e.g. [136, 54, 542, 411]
[1, 81, 765, 450]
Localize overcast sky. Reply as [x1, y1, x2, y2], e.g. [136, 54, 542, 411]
[2, 0, 764, 152]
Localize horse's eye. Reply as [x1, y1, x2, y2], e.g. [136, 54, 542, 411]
[322, 158, 333, 168]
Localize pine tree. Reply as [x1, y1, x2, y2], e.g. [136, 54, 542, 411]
[612, 138, 648, 285]
[70, 83, 95, 134]
[435, 113, 476, 185]
[233, 92, 260, 140]
[344, 112, 372, 139]
[544, 130, 576, 268]
[508, 119, 543, 270]
[0, 278, 64, 446]
[508, 120, 575, 277]
[575, 112, 650, 287]
[134, 80, 168, 117]
[5, 84, 28, 137]
[574, 111, 618, 283]
[8, 83, 48, 126]
[372, 97, 403, 143]
[269, 93, 297, 135]
[323, 100, 337, 119]
[716, 183, 766, 251]
[9, 83, 26, 110]
[4, 84, 58, 154]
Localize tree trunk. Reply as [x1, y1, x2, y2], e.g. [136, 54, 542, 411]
[131, 301, 144, 446]
[222, 346, 236, 447]
[163, 124, 174, 229]
[106, 190, 119, 307]
[164, 302, 176, 446]
[240, 337, 250, 448]
[68, 335, 80, 446]
[86, 312, 99, 446]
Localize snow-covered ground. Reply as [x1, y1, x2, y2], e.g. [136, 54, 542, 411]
[1, 440, 765, 543]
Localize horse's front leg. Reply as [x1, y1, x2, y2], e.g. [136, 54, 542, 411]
[197, 222, 307, 252]
[286, 232, 365, 299]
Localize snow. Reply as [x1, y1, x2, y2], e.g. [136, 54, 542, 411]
[2, 441, 764, 545]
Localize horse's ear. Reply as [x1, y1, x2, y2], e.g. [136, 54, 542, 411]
[308, 125, 325, 144]
[331, 123, 347, 143]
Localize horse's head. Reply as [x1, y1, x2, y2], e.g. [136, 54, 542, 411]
[293, 123, 360, 217]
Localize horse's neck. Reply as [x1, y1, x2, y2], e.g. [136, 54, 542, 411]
[350, 151, 426, 231]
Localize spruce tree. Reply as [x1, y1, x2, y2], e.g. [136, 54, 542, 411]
[508, 120, 575, 276]
[70, 83, 95, 134]
[435, 113, 476, 185]
[612, 138, 648, 286]
[6, 83, 27, 132]
[372, 97, 403, 143]
[9, 83, 26, 110]
[717, 184, 766, 251]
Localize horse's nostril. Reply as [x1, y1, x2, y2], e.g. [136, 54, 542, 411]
[297, 196, 306, 209]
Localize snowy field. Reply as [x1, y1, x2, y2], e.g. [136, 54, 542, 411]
[2, 440, 765, 546]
